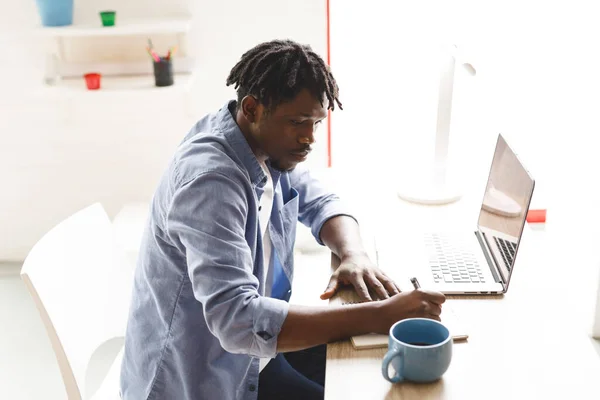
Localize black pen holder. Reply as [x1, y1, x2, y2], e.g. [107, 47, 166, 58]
[153, 58, 174, 87]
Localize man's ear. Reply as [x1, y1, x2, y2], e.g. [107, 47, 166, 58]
[241, 95, 260, 124]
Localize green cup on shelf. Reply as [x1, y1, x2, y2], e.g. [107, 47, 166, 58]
[99, 10, 116, 27]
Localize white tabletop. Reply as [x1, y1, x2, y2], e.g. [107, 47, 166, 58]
[321, 170, 600, 400]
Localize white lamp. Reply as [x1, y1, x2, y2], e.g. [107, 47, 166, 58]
[397, 45, 476, 205]
[593, 264, 600, 339]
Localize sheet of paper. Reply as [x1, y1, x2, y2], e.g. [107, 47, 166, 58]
[350, 303, 468, 350]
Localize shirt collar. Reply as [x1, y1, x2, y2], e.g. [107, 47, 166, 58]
[218, 100, 267, 187]
[218, 100, 283, 188]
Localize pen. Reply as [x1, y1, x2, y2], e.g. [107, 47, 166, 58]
[168, 45, 178, 60]
[373, 236, 379, 267]
[410, 277, 421, 290]
[146, 47, 161, 62]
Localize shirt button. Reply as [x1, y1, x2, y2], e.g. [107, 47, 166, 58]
[259, 205, 262, 211]
[257, 330, 273, 340]
[249, 384, 256, 392]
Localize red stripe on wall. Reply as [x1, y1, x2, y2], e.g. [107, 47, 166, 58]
[326, 0, 332, 167]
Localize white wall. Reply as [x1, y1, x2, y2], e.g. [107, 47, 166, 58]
[8, 0, 600, 262]
[329, 0, 600, 214]
[0, 0, 327, 260]
[328, 1, 600, 331]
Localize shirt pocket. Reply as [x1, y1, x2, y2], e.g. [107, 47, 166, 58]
[280, 187, 299, 251]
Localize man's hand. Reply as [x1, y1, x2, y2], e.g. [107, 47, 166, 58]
[372, 289, 445, 333]
[320, 252, 402, 301]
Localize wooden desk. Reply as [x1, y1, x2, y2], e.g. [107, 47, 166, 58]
[324, 190, 600, 400]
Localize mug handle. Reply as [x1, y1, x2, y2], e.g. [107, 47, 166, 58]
[382, 348, 404, 383]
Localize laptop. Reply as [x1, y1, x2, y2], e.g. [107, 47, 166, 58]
[412, 134, 535, 295]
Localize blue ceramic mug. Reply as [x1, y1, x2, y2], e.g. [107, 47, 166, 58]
[382, 318, 452, 383]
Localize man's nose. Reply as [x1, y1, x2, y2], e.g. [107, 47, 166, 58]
[299, 126, 316, 145]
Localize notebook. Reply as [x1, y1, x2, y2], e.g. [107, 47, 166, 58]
[345, 302, 469, 350]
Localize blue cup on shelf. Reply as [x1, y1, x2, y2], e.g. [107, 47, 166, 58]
[35, 0, 74, 27]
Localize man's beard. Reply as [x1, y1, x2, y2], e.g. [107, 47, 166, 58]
[270, 159, 295, 172]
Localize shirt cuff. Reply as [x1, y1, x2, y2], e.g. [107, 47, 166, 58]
[251, 296, 290, 358]
[311, 201, 358, 246]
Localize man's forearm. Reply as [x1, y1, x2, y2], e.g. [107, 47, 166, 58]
[275, 216, 381, 353]
[277, 302, 385, 353]
[319, 215, 366, 259]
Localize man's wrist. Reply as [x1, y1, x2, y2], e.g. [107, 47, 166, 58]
[338, 248, 369, 261]
[357, 297, 389, 334]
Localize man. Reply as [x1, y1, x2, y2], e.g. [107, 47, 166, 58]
[120, 39, 445, 400]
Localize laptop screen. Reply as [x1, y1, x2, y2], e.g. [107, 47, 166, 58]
[477, 134, 535, 283]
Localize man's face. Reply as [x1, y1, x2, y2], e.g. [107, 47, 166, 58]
[246, 89, 328, 171]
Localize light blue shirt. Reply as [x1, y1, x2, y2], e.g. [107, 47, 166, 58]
[120, 101, 355, 400]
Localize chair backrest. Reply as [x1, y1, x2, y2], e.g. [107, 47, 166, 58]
[21, 203, 133, 399]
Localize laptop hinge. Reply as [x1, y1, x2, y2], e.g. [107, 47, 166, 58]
[474, 230, 505, 286]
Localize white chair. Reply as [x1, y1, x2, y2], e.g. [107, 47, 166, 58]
[21, 203, 134, 400]
[112, 202, 149, 267]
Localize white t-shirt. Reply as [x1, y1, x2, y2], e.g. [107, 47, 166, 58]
[258, 160, 274, 372]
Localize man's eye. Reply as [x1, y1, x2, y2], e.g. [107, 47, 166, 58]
[290, 120, 303, 126]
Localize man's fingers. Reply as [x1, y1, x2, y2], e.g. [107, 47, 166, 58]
[351, 276, 372, 302]
[428, 303, 442, 316]
[420, 289, 446, 305]
[394, 282, 402, 294]
[365, 272, 389, 300]
[428, 314, 442, 322]
[377, 273, 400, 296]
[320, 275, 339, 300]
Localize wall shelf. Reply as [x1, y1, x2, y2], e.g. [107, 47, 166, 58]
[37, 18, 192, 38]
[36, 14, 196, 117]
[39, 15, 194, 85]
[43, 72, 195, 96]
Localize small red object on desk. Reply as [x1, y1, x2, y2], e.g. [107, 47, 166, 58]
[527, 209, 546, 223]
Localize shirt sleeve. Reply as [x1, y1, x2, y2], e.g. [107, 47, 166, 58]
[289, 167, 358, 245]
[165, 170, 289, 358]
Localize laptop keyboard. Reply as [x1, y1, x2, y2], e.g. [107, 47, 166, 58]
[493, 237, 517, 271]
[425, 233, 486, 284]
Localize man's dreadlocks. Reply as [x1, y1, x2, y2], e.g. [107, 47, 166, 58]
[226, 39, 342, 112]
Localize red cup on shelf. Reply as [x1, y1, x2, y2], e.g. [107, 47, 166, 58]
[84, 73, 101, 90]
